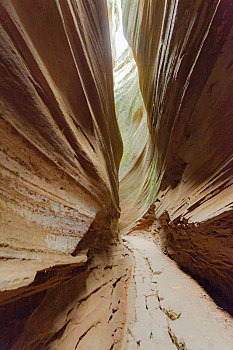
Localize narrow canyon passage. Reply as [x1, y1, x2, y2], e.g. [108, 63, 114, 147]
[0, 0, 233, 349]
[122, 234, 233, 349]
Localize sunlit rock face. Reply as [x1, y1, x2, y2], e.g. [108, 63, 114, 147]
[122, 0, 233, 312]
[107, 0, 119, 63]
[114, 47, 157, 234]
[109, 0, 157, 235]
[0, 1, 131, 348]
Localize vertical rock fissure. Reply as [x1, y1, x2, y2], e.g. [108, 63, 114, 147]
[108, 0, 158, 235]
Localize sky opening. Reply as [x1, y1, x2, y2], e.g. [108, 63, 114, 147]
[115, 0, 128, 59]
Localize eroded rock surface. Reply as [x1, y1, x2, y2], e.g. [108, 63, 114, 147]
[0, 0, 122, 260]
[114, 47, 157, 234]
[0, 1, 130, 348]
[0, 0, 233, 348]
[123, 234, 233, 350]
[122, 0, 233, 311]
[1, 242, 132, 350]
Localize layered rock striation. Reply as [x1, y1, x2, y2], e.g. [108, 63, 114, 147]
[0, 0, 122, 260]
[122, 0, 233, 312]
[0, 0, 233, 348]
[0, 1, 131, 348]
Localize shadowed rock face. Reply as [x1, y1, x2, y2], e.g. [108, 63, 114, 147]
[122, 0, 233, 312]
[0, 1, 132, 348]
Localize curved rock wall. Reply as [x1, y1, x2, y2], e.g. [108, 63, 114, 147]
[0, 1, 131, 348]
[0, 0, 233, 347]
[114, 47, 157, 234]
[0, 0, 122, 258]
[0, 0, 123, 263]
[122, 0, 233, 312]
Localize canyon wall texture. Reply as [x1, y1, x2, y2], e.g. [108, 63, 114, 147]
[0, 0, 233, 348]
[122, 0, 233, 313]
[114, 47, 157, 234]
[0, 1, 131, 348]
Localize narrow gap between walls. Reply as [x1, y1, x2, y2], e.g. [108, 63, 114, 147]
[108, 0, 158, 235]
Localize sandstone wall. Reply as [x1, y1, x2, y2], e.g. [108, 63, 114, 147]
[122, 0, 233, 312]
[0, 1, 131, 348]
[114, 47, 157, 234]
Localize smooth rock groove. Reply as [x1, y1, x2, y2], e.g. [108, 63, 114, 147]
[123, 234, 233, 350]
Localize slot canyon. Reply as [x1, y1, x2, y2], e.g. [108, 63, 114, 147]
[0, 0, 233, 349]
